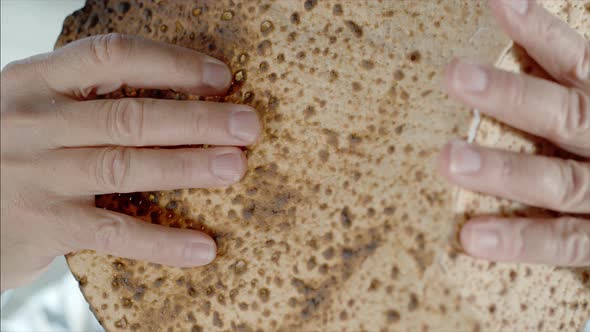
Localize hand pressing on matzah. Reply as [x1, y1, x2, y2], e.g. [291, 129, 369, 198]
[439, 0, 589, 266]
[0, 34, 261, 290]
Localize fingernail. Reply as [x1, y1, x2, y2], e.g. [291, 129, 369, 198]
[184, 242, 216, 265]
[453, 61, 488, 92]
[449, 140, 482, 174]
[212, 152, 243, 182]
[230, 109, 261, 143]
[462, 225, 500, 256]
[203, 60, 231, 89]
[503, 0, 528, 15]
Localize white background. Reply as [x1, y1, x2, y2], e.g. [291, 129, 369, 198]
[1, 0, 84, 68]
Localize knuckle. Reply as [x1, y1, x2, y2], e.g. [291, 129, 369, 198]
[1, 54, 51, 93]
[89, 33, 132, 65]
[554, 161, 590, 211]
[537, 18, 562, 47]
[106, 98, 146, 144]
[170, 47, 197, 84]
[505, 74, 526, 110]
[0, 105, 40, 133]
[571, 41, 590, 84]
[172, 47, 188, 76]
[1, 59, 41, 98]
[554, 89, 589, 143]
[189, 109, 210, 137]
[510, 220, 529, 261]
[554, 218, 590, 266]
[179, 154, 198, 182]
[1, 60, 28, 81]
[0, 110, 22, 131]
[93, 218, 125, 253]
[499, 154, 517, 179]
[94, 147, 131, 192]
[149, 238, 167, 261]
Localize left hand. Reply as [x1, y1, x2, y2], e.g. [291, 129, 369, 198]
[0, 34, 261, 290]
[438, 0, 589, 266]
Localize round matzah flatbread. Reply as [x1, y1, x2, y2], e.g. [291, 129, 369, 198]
[57, 1, 589, 331]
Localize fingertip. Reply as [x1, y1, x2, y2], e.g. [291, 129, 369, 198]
[229, 105, 263, 145]
[443, 58, 459, 93]
[487, 0, 534, 36]
[460, 218, 502, 259]
[183, 235, 217, 266]
[486, 0, 502, 14]
[459, 221, 474, 252]
[202, 58, 232, 91]
[438, 139, 481, 180]
[199, 235, 218, 264]
[236, 149, 248, 180]
[211, 147, 248, 184]
[436, 141, 452, 177]
[486, 0, 521, 17]
[230, 146, 249, 181]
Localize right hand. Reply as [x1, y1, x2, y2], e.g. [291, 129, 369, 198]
[438, 0, 589, 267]
[0, 34, 262, 290]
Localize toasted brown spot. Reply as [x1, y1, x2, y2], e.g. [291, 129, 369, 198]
[407, 50, 421, 62]
[339, 310, 348, 320]
[234, 70, 246, 82]
[257, 40, 272, 56]
[408, 293, 419, 311]
[260, 20, 274, 36]
[221, 10, 234, 20]
[259, 61, 269, 72]
[509, 270, 517, 282]
[488, 304, 496, 314]
[341, 207, 352, 227]
[344, 20, 363, 38]
[368, 279, 381, 291]
[318, 149, 329, 162]
[386, 309, 400, 322]
[304, 0, 318, 11]
[212, 311, 223, 327]
[322, 247, 335, 260]
[234, 260, 247, 274]
[115, 316, 128, 328]
[304, 106, 316, 118]
[258, 288, 270, 303]
[238, 53, 249, 64]
[361, 60, 375, 70]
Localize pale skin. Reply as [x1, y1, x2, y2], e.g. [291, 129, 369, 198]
[1, 0, 588, 291]
[1, 35, 263, 290]
[439, 0, 589, 265]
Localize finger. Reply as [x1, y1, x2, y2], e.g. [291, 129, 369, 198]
[46, 99, 260, 147]
[461, 216, 590, 267]
[45, 146, 247, 195]
[70, 206, 216, 267]
[41, 33, 231, 98]
[438, 140, 590, 213]
[445, 59, 590, 156]
[488, 0, 590, 91]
